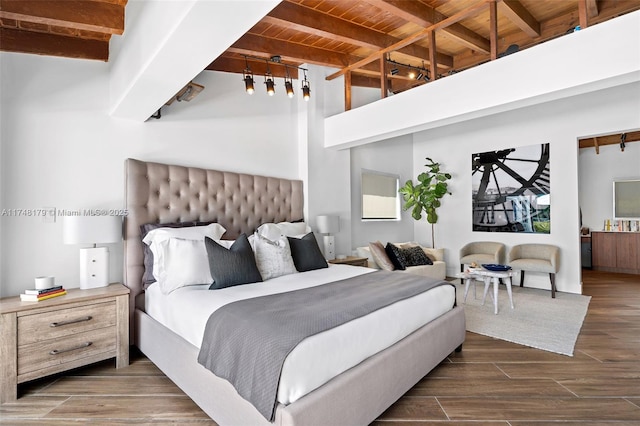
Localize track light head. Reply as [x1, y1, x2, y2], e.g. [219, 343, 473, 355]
[285, 80, 294, 98]
[265, 74, 275, 96]
[302, 79, 311, 101]
[390, 68, 399, 76]
[416, 71, 424, 80]
[243, 71, 255, 95]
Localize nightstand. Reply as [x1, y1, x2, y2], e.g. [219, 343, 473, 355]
[0, 283, 129, 403]
[328, 256, 369, 267]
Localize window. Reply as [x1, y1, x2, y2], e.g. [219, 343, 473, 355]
[361, 169, 400, 220]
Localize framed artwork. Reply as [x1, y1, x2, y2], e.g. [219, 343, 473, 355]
[472, 143, 550, 233]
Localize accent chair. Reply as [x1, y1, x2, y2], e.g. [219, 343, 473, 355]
[459, 241, 506, 272]
[508, 243, 560, 298]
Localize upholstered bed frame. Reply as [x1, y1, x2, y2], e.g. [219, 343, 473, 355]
[123, 158, 465, 425]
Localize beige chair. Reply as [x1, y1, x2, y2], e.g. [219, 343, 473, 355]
[459, 241, 506, 272]
[508, 244, 559, 298]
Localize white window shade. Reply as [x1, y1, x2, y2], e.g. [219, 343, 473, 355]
[362, 170, 400, 220]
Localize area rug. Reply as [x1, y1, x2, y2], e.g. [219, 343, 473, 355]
[456, 283, 591, 356]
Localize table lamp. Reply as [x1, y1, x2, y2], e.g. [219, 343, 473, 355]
[63, 215, 121, 289]
[316, 215, 340, 260]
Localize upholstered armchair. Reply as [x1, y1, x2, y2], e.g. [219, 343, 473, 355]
[459, 241, 506, 272]
[508, 244, 560, 298]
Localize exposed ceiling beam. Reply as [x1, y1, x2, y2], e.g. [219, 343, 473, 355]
[499, 0, 541, 37]
[578, 130, 640, 149]
[265, 1, 452, 68]
[206, 56, 299, 79]
[326, 0, 491, 81]
[0, 26, 108, 60]
[226, 32, 452, 72]
[363, 0, 490, 53]
[586, 0, 599, 18]
[228, 33, 350, 68]
[0, 0, 125, 35]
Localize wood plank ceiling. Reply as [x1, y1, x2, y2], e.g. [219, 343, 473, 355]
[1, 0, 639, 101]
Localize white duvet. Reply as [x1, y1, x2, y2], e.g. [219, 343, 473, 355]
[145, 264, 455, 405]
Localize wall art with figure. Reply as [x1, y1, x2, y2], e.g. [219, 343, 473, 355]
[472, 143, 550, 233]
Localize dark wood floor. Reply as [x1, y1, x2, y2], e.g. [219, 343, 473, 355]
[2, 269, 639, 425]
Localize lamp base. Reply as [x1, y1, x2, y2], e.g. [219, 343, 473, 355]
[79, 247, 110, 290]
[322, 235, 335, 261]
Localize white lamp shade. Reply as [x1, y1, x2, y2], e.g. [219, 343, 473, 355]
[63, 215, 122, 245]
[316, 215, 340, 234]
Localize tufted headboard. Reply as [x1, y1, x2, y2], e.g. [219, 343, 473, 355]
[123, 158, 304, 338]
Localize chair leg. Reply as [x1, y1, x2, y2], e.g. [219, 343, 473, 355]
[549, 273, 556, 298]
[460, 264, 464, 273]
[520, 270, 525, 287]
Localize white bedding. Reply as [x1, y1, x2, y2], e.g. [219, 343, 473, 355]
[145, 264, 455, 405]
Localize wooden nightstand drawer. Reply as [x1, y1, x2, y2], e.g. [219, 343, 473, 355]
[18, 301, 116, 346]
[17, 326, 116, 376]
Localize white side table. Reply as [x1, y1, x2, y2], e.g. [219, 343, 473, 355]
[456, 268, 515, 314]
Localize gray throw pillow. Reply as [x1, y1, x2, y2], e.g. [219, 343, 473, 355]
[287, 233, 328, 272]
[205, 234, 263, 289]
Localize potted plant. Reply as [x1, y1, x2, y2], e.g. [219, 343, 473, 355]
[399, 157, 452, 248]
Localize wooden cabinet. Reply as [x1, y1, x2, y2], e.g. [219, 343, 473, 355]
[0, 283, 129, 403]
[592, 231, 640, 274]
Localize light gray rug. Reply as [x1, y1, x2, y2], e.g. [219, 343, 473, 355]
[456, 283, 591, 356]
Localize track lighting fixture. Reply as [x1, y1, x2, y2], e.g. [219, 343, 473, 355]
[243, 57, 255, 95]
[387, 58, 430, 82]
[265, 74, 275, 96]
[284, 66, 294, 98]
[302, 70, 310, 101]
[241, 54, 310, 101]
[264, 60, 275, 96]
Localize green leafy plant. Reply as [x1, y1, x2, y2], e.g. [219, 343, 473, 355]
[399, 158, 452, 248]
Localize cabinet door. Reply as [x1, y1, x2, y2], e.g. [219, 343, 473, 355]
[592, 232, 617, 268]
[616, 233, 639, 270]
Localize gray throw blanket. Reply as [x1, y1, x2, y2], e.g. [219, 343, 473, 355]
[197, 270, 453, 421]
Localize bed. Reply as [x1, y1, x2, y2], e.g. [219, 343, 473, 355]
[123, 158, 466, 426]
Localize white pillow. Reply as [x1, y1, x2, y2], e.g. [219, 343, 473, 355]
[151, 238, 212, 294]
[257, 222, 311, 241]
[143, 223, 226, 281]
[252, 233, 297, 280]
[142, 223, 226, 245]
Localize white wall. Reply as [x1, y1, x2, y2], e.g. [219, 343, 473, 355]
[0, 53, 301, 297]
[579, 136, 640, 231]
[411, 81, 640, 295]
[350, 135, 414, 249]
[304, 65, 352, 257]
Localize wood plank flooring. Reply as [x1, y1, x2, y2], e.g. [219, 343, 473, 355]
[1, 269, 639, 425]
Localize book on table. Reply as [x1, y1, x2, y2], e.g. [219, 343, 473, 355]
[20, 288, 67, 302]
[24, 285, 63, 295]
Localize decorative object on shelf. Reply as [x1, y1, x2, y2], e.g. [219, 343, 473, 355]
[471, 143, 550, 233]
[34, 275, 55, 290]
[241, 54, 310, 101]
[482, 264, 512, 272]
[316, 215, 340, 260]
[399, 157, 452, 248]
[63, 215, 121, 289]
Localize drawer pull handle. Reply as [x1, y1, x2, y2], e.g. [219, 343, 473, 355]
[49, 342, 92, 355]
[50, 316, 92, 327]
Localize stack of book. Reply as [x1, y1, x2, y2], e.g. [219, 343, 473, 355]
[20, 285, 67, 302]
